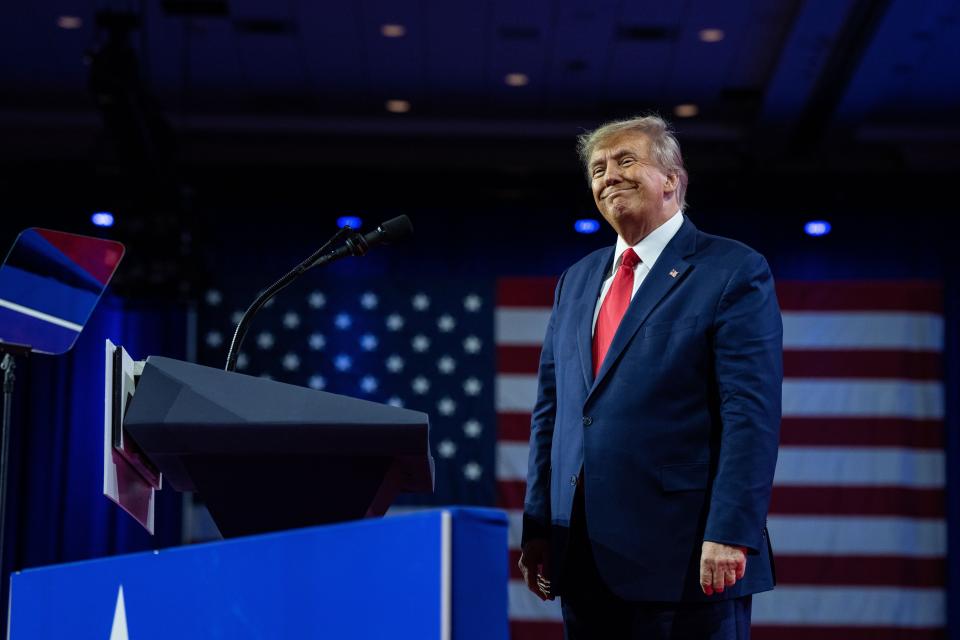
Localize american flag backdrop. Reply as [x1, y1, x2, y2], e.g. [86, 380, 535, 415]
[196, 276, 947, 639]
[496, 278, 947, 640]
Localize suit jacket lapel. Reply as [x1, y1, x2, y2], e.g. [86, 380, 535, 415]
[577, 248, 613, 391]
[587, 217, 698, 401]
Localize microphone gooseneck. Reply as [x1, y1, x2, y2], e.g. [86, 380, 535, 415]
[224, 216, 414, 372]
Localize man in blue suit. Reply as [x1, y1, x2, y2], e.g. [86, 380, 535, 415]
[518, 115, 782, 638]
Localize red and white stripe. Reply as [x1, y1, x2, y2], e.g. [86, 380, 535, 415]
[495, 279, 946, 640]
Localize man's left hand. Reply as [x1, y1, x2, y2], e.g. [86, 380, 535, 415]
[700, 541, 747, 596]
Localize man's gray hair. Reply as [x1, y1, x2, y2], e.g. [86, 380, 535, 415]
[577, 114, 688, 210]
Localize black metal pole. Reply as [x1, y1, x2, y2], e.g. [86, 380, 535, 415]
[0, 352, 16, 593]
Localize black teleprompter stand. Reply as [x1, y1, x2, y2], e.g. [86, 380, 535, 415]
[0, 342, 31, 590]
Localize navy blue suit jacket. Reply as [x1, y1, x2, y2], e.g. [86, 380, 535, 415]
[522, 215, 783, 602]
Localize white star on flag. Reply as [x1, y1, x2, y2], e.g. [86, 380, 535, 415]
[308, 374, 326, 390]
[437, 397, 457, 415]
[308, 291, 326, 308]
[463, 420, 482, 438]
[386, 313, 405, 331]
[230, 310, 244, 324]
[256, 332, 275, 350]
[463, 462, 483, 481]
[386, 354, 405, 373]
[360, 292, 379, 309]
[282, 352, 300, 371]
[259, 373, 273, 380]
[109, 585, 129, 640]
[437, 439, 457, 458]
[205, 289, 222, 306]
[360, 375, 379, 393]
[412, 334, 431, 352]
[236, 352, 249, 370]
[387, 396, 404, 407]
[463, 377, 483, 395]
[334, 354, 353, 371]
[334, 313, 352, 330]
[463, 335, 482, 354]
[412, 293, 430, 311]
[308, 333, 326, 350]
[437, 355, 456, 374]
[437, 314, 456, 332]
[411, 376, 430, 394]
[282, 311, 301, 329]
[360, 333, 379, 351]
[205, 331, 223, 348]
[463, 294, 482, 312]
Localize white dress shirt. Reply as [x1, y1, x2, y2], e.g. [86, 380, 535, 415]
[592, 209, 685, 334]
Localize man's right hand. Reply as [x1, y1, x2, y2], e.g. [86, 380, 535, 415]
[518, 539, 553, 601]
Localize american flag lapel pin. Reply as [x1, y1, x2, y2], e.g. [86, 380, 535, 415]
[669, 268, 679, 278]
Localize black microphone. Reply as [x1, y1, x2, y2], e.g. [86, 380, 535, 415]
[333, 215, 414, 259]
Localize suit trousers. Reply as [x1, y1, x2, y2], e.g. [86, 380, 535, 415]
[559, 480, 752, 640]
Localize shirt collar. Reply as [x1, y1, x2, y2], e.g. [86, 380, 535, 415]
[613, 208, 685, 271]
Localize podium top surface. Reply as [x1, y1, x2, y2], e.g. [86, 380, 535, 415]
[17, 508, 508, 577]
[124, 356, 432, 456]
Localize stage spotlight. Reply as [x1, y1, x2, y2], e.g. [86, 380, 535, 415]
[337, 216, 362, 229]
[91, 212, 115, 227]
[575, 219, 600, 234]
[804, 221, 831, 236]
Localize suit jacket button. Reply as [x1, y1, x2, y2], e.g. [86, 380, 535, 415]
[582, 416, 592, 426]
[570, 475, 578, 486]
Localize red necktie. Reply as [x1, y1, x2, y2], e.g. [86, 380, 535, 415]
[593, 248, 640, 376]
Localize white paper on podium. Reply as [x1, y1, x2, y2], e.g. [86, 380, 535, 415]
[103, 339, 158, 534]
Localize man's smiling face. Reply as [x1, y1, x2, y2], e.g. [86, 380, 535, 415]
[589, 131, 678, 242]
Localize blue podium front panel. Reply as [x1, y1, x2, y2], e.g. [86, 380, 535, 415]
[8, 509, 508, 640]
[451, 509, 510, 640]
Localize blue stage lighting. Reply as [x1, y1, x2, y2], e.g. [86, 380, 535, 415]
[804, 221, 831, 236]
[91, 212, 114, 227]
[575, 219, 601, 234]
[337, 216, 362, 229]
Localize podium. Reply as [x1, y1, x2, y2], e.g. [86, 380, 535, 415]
[109, 354, 434, 537]
[8, 508, 508, 639]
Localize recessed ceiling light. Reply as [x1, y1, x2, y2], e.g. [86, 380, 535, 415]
[386, 99, 411, 113]
[698, 28, 724, 42]
[674, 103, 699, 118]
[505, 73, 529, 87]
[381, 24, 406, 38]
[57, 16, 83, 30]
